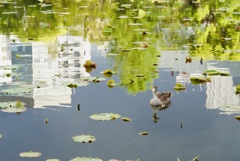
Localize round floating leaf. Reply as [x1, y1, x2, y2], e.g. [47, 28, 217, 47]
[107, 79, 117, 88]
[1, 106, 27, 113]
[70, 156, 103, 161]
[0, 101, 26, 113]
[191, 155, 199, 161]
[1, 88, 32, 94]
[72, 135, 96, 143]
[101, 69, 116, 78]
[0, 134, 2, 138]
[84, 76, 106, 82]
[137, 9, 146, 19]
[235, 116, 240, 121]
[19, 151, 42, 158]
[102, 26, 113, 36]
[63, 81, 89, 88]
[202, 70, 220, 76]
[90, 113, 121, 121]
[0, 101, 16, 108]
[121, 117, 132, 122]
[138, 132, 148, 135]
[190, 77, 208, 85]
[236, 84, 240, 94]
[174, 83, 186, 91]
[46, 159, 60, 161]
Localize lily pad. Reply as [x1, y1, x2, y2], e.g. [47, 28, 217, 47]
[220, 72, 230, 76]
[202, 70, 220, 76]
[121, 117, 132, 122]
[234, 116, 240, 121]
[0, 65, 21, 70]
[72, 135, 96, 143]
[0, 134, 2, 138]
[90, 113, 121, 121]
[236, 84, 240, 94]
[70, 157, 103, 161]
[102, 26, 113, 36]
[107, 79, 118, 88]
[191, 155, 199, 161]
[92, 77, 107, 83]
[138, 132, 148, 135]
[19, 151, 42, 158]
[63, 81, 89, 88]
[174, 83, 186, 91]
[136, 9, 146, 19]
[0, 101, 26, 113]
[190, 77, 211, 84]
[101, 69, 116, 77]
[46, 159, 60, 161]
[1, 88, 32, 94]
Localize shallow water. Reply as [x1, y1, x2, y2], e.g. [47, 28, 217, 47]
[0, 0, 240, 161]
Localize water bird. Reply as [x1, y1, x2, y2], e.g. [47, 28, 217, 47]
[150, 86, 172, 106]
[150, 86, 172, 123]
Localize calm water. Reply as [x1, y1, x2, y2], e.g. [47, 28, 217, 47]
[0, 0, 240, 161]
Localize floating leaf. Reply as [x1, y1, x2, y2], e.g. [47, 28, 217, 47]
[137, 9, 146, 19]
[1, 106, 27, 113]
[202, 70, 220, 76]
[102, 26, 113, 36]
[138, 132, 148, 135]
[234, 116, 240, 121]
[0, 101, 26, 113]
[19, 151, 42, 158]
[174, 83, 186, 91]
[0, 134, 2, 138]
[121, 117, 132, 122]
[90, 113, 121, 121]
[63, 81, 89, 88]
[191, 155, 199, 161]
[107, 79, 117, 88]
[101, 69, 116, 77]
[70, 157, 103, 161]
[72, 135, 96, 143]
[1, 88, 32, 94]
[236, 84, 240, 94]
[190, 77, 210, 84]
[220, 72, 230, 76]
[46, 159, 60, 161]
[83, 60, 96, 68]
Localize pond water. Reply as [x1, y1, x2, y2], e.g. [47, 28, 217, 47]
[0, 0, 240, 161]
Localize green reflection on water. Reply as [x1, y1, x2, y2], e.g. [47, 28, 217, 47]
[0, 0, 240, 95]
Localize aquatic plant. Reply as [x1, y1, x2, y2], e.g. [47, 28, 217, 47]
[90, 113, 121, 121]
[72, 135, 96, 143]
[19, 151, 42, 158]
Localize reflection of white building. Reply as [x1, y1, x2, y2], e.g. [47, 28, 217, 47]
[205, 65, 240, 112]
[158, 50, 207, 73]
[0, 35, 12, 84]
[32, 36, 91, 108]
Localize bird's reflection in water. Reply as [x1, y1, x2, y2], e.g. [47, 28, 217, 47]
[151, 101, 171, 123]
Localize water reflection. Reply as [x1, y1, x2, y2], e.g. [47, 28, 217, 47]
[0, 34, 92, 108]
[151, 104, 171, 123]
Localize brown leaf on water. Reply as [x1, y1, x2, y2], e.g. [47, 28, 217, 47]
[234, 116, 240, 121]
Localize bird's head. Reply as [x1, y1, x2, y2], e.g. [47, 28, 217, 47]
[152, 86, 157, 93]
